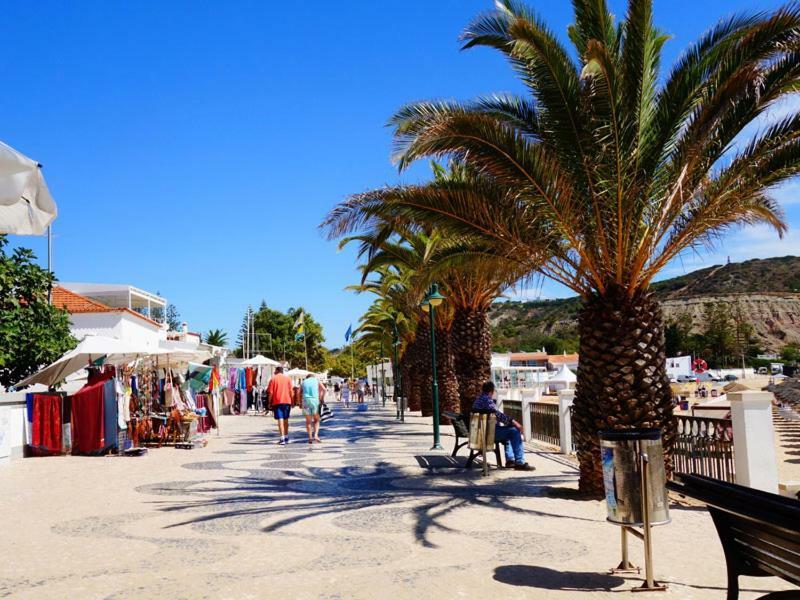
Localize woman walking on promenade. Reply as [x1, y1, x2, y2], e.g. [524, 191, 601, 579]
[302, 373, 322, 444]
[341, 379, 351, 408]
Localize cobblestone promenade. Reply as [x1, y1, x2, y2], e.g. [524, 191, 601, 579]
[0, 403, 793, 599]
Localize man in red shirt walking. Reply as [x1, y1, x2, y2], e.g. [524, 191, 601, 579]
[268, 366, 294, 445]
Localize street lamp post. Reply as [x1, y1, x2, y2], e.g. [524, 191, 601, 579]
[380, 336, 386, 407]
[421, 283, 445, 450]
[392, 319, 403, 421]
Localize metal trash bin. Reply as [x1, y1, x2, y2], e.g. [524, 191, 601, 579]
[599, 429, 670, 526]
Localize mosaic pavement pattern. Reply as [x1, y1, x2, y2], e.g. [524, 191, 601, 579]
[2, 401, 794, 598]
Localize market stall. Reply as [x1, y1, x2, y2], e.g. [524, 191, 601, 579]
[15, 337, 219, 456]
[220, 354, 280, 414]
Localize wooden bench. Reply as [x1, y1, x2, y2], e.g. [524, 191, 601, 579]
[667, 473, 800, 599]
[443, 410, 504, 469]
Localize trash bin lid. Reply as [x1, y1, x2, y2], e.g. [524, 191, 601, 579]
[598, 428, 661, 441]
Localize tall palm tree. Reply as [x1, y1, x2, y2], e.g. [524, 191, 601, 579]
[204, 329, 228, 348]
[331, 0, 798, 494]
[342, 229, 458, 416]
[327, 161, 526, 414]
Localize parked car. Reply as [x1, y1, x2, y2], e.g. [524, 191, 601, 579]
[724, 374, 739, 382]
[676, 374, 697, 383]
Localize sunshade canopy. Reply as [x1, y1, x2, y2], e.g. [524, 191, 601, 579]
[548, 364, 577, 383]
[243, 354, 280, 366]
[15, 335, 152, 388]
[0, 141, 57, 235]
[141, 347, 212, 366]
[286, 368, 314, 377]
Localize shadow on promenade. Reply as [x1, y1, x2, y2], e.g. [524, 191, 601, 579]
[146, 406, 596, 548]
[494, 565, 625, 591]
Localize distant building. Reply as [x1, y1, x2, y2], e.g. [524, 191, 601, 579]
[166, 324, 203, 349]
[509, 351, 549, 368]
[53, 285, 226, 360]
[366, 361, 393, 390]
[52, 286, 164, 349]
[491, 352, 548, 389]
[59, 282, 167, 322]
[666, 355, 693, 379]
[547, 352, 579, 371]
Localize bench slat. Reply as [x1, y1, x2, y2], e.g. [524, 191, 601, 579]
[727, 526, 800, 581]
[729, 524, 800, 562]
[669, 473, 800, 596]
[669, 482, 800, 536]
[728, 537, 800, 583]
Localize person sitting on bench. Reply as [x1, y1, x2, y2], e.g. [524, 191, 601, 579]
[472, 381, 534, 471]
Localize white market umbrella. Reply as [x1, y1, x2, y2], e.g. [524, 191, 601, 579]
[0, 141, 57, 235]
[286, 368, 313, 377]
[548, 364, 577, 384]
[15, 335, 152, 388]
[144, 347, 212, 366]
[243, 354, 280, 366]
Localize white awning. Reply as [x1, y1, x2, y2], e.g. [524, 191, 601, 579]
[15, 335, 152, 388]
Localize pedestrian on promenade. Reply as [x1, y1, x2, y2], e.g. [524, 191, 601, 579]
[341, 379, 351, 408]
[472, 381, 534, 471]
[267, 366, 294, 445]
[333, 380, 341, 402]
[356, 379, 365, 404]
[302, 373, 322, 444]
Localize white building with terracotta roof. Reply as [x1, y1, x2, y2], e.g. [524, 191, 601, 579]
[547, 352, 579, 371]
[59, 282, 166, 320]
[52, 285, 166, 349]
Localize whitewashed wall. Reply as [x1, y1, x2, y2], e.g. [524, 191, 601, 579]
[118, 314, 161, 349]
[0, 392, 29, 463]
[69, 312, 161, 348]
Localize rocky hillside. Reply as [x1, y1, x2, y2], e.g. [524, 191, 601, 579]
[490, 256, 800, 352]
[651, 256, 800, 297]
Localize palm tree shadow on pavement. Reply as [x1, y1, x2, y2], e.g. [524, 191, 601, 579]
[147, 408, 600, 549]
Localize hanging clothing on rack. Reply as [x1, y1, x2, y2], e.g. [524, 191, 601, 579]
[71, 380, 106, 455]
[30, 393, 63, 456]
[102, 379, 118, 454]
[228, 368, 237, 390]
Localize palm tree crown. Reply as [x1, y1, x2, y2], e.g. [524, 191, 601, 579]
[368, 0, 794, 298]
[325, 0, 800, 494]
[204, 329, 229, 348]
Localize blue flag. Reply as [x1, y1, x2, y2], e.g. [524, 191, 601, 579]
[345, 324, 352, 342]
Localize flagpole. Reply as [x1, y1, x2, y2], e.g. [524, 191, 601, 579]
[304, 332, 309, 371]
[350, 340, 355, 381]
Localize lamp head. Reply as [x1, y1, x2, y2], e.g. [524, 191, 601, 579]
[427, 283, 445, 307]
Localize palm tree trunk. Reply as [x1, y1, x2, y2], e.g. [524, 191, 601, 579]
[418, 318, 433, 417]
[435, 323, 460, 419]
[407, 319, 432, 414]
[572, 286, 675, 496]
[451, 306, 492, 415]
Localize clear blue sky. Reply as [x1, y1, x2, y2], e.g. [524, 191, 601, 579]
[5, 0, 799, 347]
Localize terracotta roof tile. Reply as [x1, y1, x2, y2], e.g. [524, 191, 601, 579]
[510, 352, 548, 361]
[52, 286, 113, 313]
[548, 353, 579, 364]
